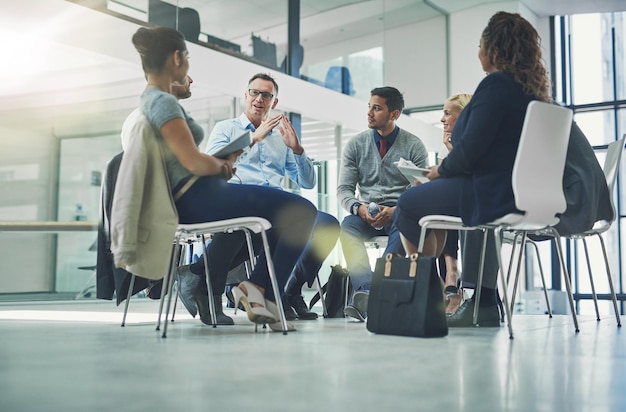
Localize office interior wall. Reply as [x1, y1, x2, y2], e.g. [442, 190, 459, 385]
[448, 1, 551, 99]
[54, 135, 122, 293]
[383, 15, 447, 109]
[303, 1, 548, 110]
[304, 32, 382, 64]
[449, 2, 519, 97]
[0, 125, 57, 292]
[302, 32, 383, 82]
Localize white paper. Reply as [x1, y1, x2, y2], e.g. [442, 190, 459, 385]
[395, 158, 430, 184]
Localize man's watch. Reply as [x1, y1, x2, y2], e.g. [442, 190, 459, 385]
[351, 203, 361, 216]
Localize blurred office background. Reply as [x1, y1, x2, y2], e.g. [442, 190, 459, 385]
[1, 0, 626, 318]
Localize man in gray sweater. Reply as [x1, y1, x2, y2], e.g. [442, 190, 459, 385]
[337, 86, 428, 321]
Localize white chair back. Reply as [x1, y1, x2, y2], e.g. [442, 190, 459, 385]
[603, 135, 625, 224]
[511, 101, 573, 227]
[585, 133, 626, 233]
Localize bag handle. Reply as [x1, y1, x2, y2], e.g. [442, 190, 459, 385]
[383, 253, 419, 277]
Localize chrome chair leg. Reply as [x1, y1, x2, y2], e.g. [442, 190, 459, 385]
[508, 233, 553, 317]
[508, 234, 554, 318]
[161, 259, 178, 338]
[170, 243, 188, 323]
[597, 234, 622, 326]
[343, 273, 350, 316]
[201, 234, 218, 328]
[170, 286, 178, 322]
[509, 232, 527, 314]
[505, 232, 522, 286]
[493, 227, 514, 339]
[549, 228, 579, 333]
[121, 274, 136, 327]
[527, 239, 552, 317]
[260, 229, 288, 334]
[158, 242, 181, 335]
[472, 228, 489, 325]
[160, 246, 180, 338]
[581, 238, 601, 321]
[243, 229, 257, 268]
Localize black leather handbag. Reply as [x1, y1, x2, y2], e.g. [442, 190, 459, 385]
[366, 253, 448, 338]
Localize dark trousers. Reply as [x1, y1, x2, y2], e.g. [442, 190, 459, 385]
[203, 210, 340, 298]
[394, 176, 497, 289]
[285, 211, 340, 294]
[176, 176, 317, 301]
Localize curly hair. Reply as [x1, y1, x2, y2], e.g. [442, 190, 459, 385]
[481, 12, 550, 102]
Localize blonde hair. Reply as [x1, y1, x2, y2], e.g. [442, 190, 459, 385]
[445, 93, 473, 111]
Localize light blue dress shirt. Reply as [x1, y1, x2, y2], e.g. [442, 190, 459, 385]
[205, 113, 316, 189]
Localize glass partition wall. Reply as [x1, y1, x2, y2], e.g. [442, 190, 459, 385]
[1, 0, 406, 299]
[5, 1, 624, 317]
[549, 12, 625, 315]
[107, 0, 387, 95]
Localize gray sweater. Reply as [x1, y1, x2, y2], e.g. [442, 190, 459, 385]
[337, 128, 428, 212]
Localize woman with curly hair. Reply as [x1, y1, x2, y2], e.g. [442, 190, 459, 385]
[390, 11, 550, 327]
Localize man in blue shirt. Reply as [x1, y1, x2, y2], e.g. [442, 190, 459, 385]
[204, 73, 340, 320]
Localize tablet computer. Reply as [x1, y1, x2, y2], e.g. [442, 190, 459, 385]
[210, 130, 251, 159]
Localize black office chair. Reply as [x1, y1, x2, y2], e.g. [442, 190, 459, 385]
[96, 153, 155, 306]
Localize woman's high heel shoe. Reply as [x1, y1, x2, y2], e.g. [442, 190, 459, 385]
[444, 272, 460, 297]
[231, 281, 276, 325]
[264, 299, 296, 332]
[445, 288, 463, 316]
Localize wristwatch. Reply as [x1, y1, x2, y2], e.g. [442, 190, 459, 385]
[351, 203, 361, 216]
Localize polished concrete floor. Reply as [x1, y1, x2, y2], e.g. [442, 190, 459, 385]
[0, 297, 624, 412]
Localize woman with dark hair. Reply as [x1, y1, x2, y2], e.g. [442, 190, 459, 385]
[121, 26, 316, 331]
[392, 11, 550, 327]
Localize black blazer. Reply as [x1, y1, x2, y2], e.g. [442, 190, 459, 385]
[553, 122, 613, 236]
[439, 71, 534, 226]
[96, 152, 153, 304]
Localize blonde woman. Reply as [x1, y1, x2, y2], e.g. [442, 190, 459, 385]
[436, 93, 472, 315]
[438, 94, 473, 160]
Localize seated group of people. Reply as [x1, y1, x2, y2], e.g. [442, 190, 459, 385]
[110, 11, 613, 332]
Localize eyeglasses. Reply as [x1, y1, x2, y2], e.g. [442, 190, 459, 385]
[248, 89, 274, 101]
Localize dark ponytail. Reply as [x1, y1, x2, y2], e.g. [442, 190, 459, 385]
[132, 26, 186, 74]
